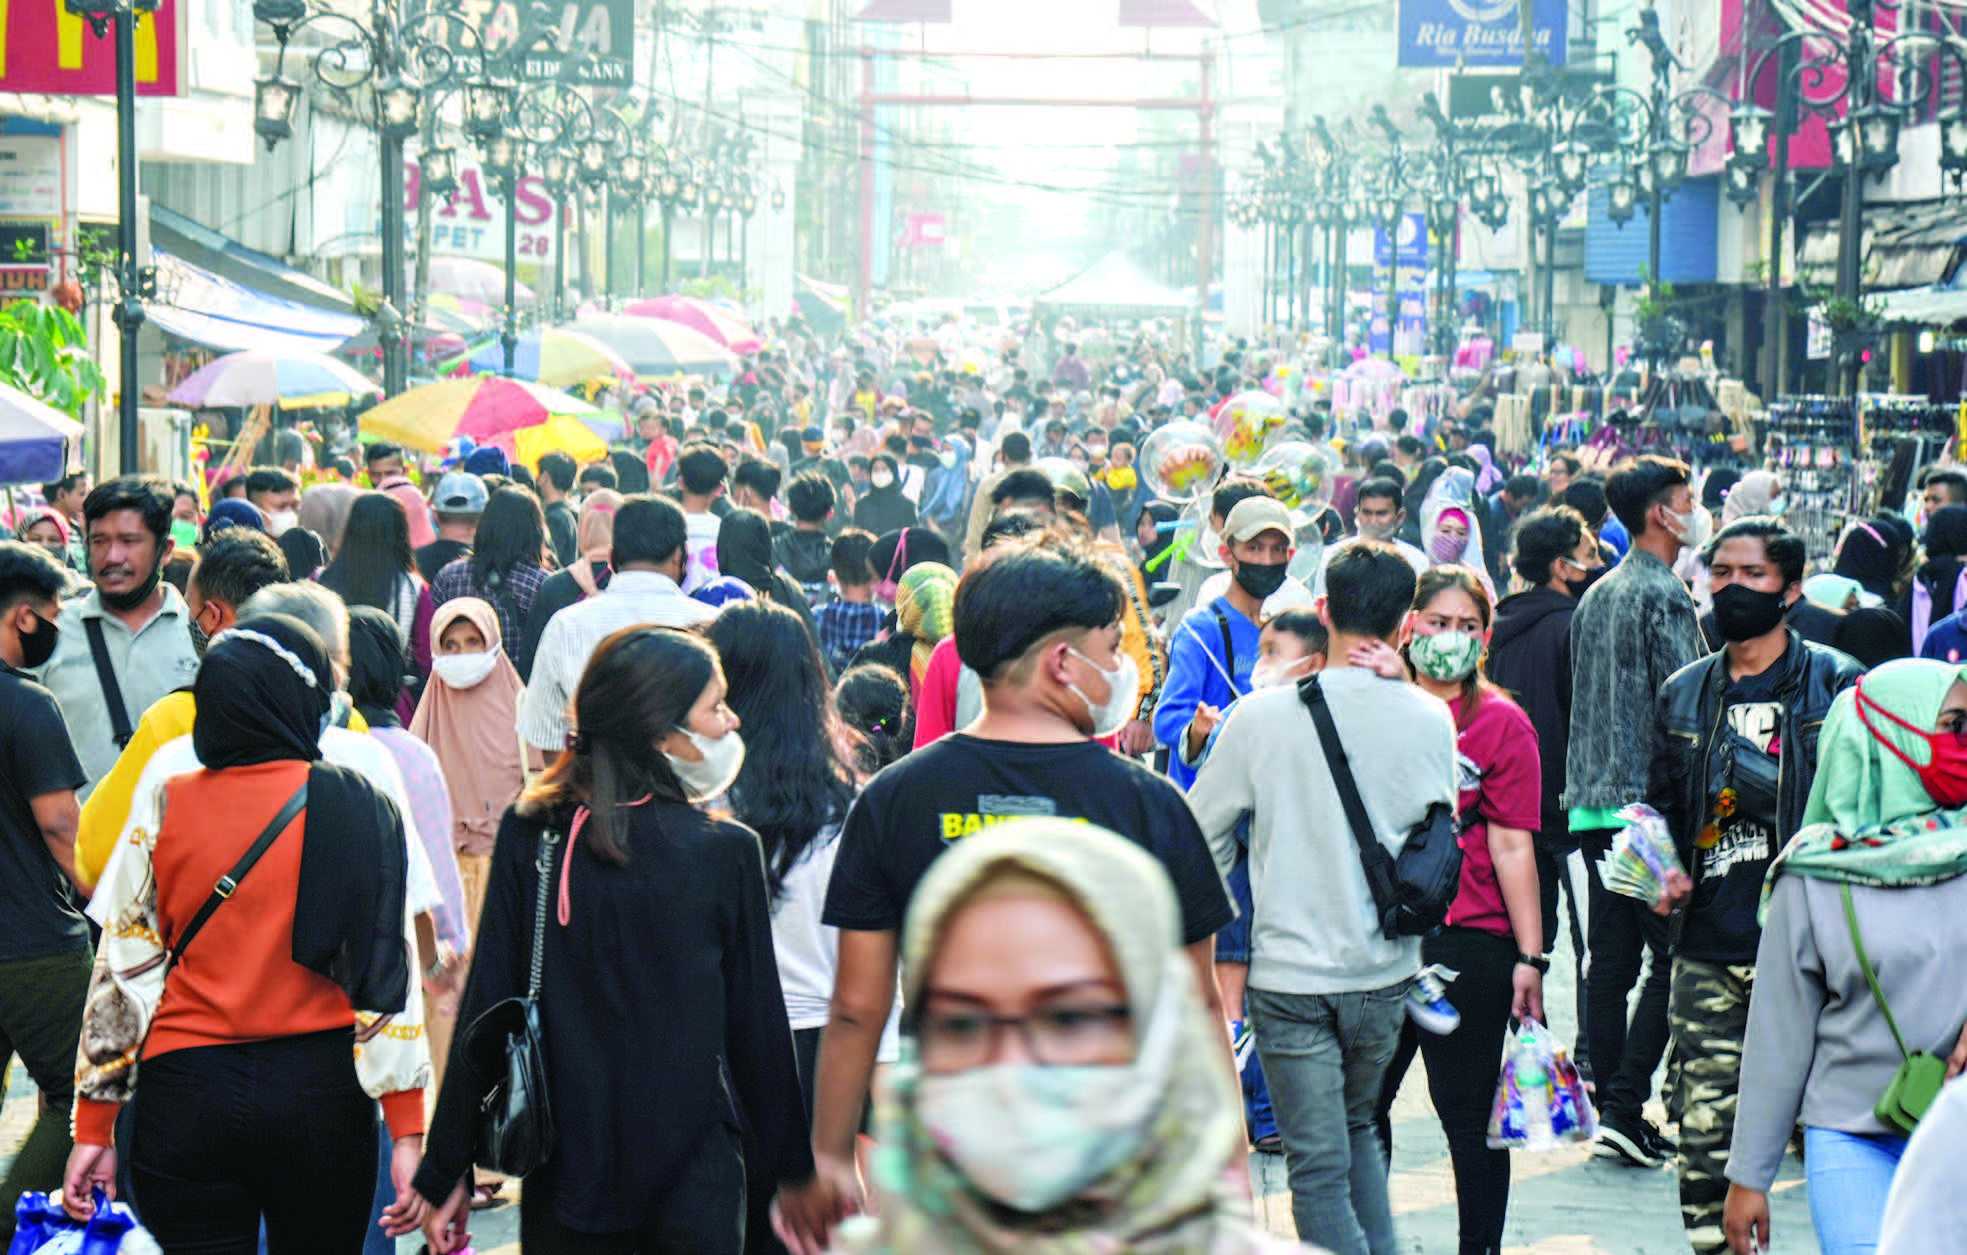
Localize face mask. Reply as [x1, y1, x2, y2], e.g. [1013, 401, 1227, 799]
[1666, 503, 1713, 551]
[870, 470, 895, 490]
[1706, 582, 1788, 643]
[1562, 558, 1607, 598]
[1429, 532, 1469, 564]
[267, 509, 299, 537]
[170, 518, 200, 550]
[1251, 657, 1310, 690]
[1233, 559, 1288, 601]
[97, 551, 163, 613]
[1766, 495, 1788, 517]
[17, 609, 58, 669]
[433, 649, 500, 689]
[1410, 628, 1483, 683]
[1854, 679, 1967, 807]
[666, 728, 746, 802]
[188, 617, 211, 659]
[1357, 515, 1399, 542]
[1064, 647, 1140, 738]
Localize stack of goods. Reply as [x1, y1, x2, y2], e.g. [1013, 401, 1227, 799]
[1594, 802, 1688, 906]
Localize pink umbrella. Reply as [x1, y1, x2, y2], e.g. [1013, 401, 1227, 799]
[428, 256, 536, 308]
[620, 295, 763, 355]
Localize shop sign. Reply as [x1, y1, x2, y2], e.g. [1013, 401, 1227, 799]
[426, 0, 634, 86]
[0, 136, 58, 218]
[404, 159, 560, 265]
[1397, 0, 1566, 68]
[0, 0, 182, 96]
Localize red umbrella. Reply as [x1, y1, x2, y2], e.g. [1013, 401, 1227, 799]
[619, 295, 763, 355]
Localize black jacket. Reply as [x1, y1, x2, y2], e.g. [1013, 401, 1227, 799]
[1485, 585, 1575, 843]
[1647, 629, 1863, 878]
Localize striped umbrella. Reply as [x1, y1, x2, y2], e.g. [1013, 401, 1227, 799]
[167, 350, 382, 410]
[619, 295, 763, 354]
[570, 315, 738, 380]
[358, 376, 599, 454]
[464, 327, 635, 388]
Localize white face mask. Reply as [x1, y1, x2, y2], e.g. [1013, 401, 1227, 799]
[267, 509, 299, 537]
[666, 727, 746, 802]
[1666, 502, 1713, 550]
[1064, 646, 1140, 738]
[870, 470, 896, 490]
[433, 649, 499, 690]
[1251, 657, 1311, 690]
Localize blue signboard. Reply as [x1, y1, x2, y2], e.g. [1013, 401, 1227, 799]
[1397, 0, 1567, 68]
[1372, 213, 1429, 270]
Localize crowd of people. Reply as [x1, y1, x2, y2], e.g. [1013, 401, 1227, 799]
[2, 316, 1967, 1255]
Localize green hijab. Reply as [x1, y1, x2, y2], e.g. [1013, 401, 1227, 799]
[1767, 658, 1967, 911]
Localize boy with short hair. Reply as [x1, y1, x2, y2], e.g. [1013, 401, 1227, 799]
[812, 528, 882, 674]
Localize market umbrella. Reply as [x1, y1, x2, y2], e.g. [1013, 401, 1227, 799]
[168, 350, 382, 410]
[464, 327, 635, 388]
[428, 256, 536, 308]
[512, 412, 610, 469]
[358, 376, 599, 454]
[569, 314, 739, 380]
[619, 295, 763, 354]
[0, 384, 84, 484]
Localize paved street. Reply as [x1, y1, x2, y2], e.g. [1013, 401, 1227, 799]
[1, 922, 1816, 1252]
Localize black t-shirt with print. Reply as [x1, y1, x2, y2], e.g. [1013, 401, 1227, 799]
[1681, 662, 1784, 964]
[823, 734, 1233, 944]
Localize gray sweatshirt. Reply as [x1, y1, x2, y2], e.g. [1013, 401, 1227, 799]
[1878, 1077, 1967, 1253]
[1727, 873, 1967, 1192]
[1188, 666, 1458, 995]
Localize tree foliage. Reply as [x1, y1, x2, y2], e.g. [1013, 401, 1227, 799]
[0, 299, 105, 418]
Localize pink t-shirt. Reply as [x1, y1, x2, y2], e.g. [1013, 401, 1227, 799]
[1444, 691, 1543, 938]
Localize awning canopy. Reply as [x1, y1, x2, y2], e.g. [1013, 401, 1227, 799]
[147, 251, 368, 357]
[150, 205, 355, 316]
[1799, 199, 1967, 290]
[1875, 281, 1967, 327]
[1035, 252, 1192, 317]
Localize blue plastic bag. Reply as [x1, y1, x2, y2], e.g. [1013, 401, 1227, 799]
[8, 1190, 158, 1255]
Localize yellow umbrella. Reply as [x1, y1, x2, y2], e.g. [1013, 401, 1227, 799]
[513, 413, 608, 468]
[359, 376, 598, 453]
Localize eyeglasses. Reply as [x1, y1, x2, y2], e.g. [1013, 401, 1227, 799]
[916, 1003, 1131, 1073]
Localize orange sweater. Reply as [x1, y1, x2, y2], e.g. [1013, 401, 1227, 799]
[74, 761, 424, 1146]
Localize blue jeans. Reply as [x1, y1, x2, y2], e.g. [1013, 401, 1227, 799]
[1249, 982, 1409, 1255]
[1805, 1126, 1909, 1254]
[364, 1117, 393, 1255]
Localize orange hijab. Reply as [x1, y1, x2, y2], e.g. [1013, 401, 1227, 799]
[411, 596, 529, 854]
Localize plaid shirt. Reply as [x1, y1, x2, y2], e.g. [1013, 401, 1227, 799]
[813, 599, 884, 674]
[432, 557, 551, 651]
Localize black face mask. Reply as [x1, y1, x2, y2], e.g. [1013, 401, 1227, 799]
[1563, 560, 1608, 599]
[1712, 583, 1790, 643]
[96, 550, 163, 613]
[1234, 560, 1289, 601]
[18, 610, 58, 670]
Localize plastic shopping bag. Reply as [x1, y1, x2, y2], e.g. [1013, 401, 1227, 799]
[1486, 1018, 1598, 1151]
[1594, 802, 1688, 907]
[8, 1190, 159, 1255]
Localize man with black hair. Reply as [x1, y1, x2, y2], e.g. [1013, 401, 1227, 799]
[72, 528, 291, 891]
[788, 541, 1233, 1247]
[676, 442, 728, 592]
[776, 471, 837, 604]
[989, 468, 1060, 522]
[32, 477, 197, 796]
[243, 466, 300, 534]
[1563, 477, 1622, 564]
[1392, 435, 1424, 478]
[1566, 454, 1708, 1168]
[1483, 473, 1544, 582]
[963, 429, 1035, 560]
[1923, 467, 1967, 516]
[1487, 505, 1603, 1060]
[536, 451, 581, 567]
[577, 462, 619, 494]
[520, 494, 715, 754]
[731, 456, 783, 519]
[1312, 477, 1429, 597]
[0, 540, 89, 1237]
[812, 529, 881, 674]
[364, 441, 406, 483]
[1189, 541, 1457, 1255]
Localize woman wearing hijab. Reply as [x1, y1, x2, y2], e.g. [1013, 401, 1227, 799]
[202, 497, 267, 544]
[1723, 659, 1967, 1255]
[378, 476, 437, 550]
[851, 561, 957, 708]
[1722, 469, 1783, 525]
[13, 505, 70, 568]
[1904, 506, 1967, 654]
[855, 453, 918, 536]
[1836, 518, 1908, 606]
[1421, 466, 1496, 601]
[63, 614, 432, 1249]
[816, 817, 1304, 1254]
[716, 506, 819, 639]
[432, 486, 551, 669]
[411, 597, 530, 937]
[413, 627, 811, 1254]
[299, 482, 360, 559]
[518, 488, 622, 675]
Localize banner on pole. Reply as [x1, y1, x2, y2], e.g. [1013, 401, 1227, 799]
[1, 0, 183, 96]
[1396, 0, 1567, 68]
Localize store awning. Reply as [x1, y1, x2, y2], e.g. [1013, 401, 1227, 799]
[149, 205, 356, 316]
[1876, 282, 1967, 327]
[1799, 199, 1967, 289]
[146, 252, 367, 356]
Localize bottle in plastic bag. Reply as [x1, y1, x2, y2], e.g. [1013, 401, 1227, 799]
[8, 1191, 159, 1255]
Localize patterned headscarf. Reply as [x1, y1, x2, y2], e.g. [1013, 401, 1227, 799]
[895, 562, 958, 688]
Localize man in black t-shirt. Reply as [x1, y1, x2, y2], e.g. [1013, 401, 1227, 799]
[782, 540, 1233, 1251]
[0, 541, 90, 1235]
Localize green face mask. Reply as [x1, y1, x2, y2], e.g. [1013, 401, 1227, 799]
[1411, 629, 1483, 683]
[170, 518, 200, 550]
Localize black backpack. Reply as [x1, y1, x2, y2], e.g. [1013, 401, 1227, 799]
[1298, 675, 1462, 938]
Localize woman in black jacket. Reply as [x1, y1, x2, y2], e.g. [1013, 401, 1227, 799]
[413, 627, 812, 1254]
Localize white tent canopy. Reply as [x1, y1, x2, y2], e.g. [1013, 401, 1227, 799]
[1034, 252, 1193, 318]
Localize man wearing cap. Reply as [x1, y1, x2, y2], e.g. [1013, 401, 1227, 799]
[1153, 496, 1297, 790]
[416, 472, 486, 584]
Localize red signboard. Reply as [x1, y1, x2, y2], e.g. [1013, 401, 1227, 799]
[0, 0, 183, 97]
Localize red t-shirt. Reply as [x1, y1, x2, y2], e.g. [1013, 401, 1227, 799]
[1445, 691, 1543, 938]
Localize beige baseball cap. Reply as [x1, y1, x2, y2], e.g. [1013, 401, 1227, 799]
[1223, 496, 1297, 544]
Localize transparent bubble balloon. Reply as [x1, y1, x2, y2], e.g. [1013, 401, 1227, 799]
[1213, 390, 1289, 469]
[1288, 515, 1326, 584]
[1139, 420, 1226, 507]
[1254, 441, 1343, 511]
[1179, 495, 1227, 570]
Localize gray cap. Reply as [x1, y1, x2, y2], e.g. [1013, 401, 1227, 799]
[432, 471, 488, 516]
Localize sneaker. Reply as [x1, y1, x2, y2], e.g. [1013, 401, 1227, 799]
[1594, 1112, 1664, 1168]
[1230, 1019, 1256, 1072]
[1644, 1122, 1679, 1162]
[1405, 965, 1461, 1035]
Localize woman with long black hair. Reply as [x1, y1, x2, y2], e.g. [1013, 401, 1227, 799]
[320, 491, 435, 689]
[715, 507, 819, 641]
[432, 486, 551, 674]
[412, 627, 812, 1254]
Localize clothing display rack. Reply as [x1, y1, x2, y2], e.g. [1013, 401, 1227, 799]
[1765, 395, 1860, 564]
[1853, 394, 1962, 518]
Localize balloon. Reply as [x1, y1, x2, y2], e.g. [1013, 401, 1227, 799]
[1139, 420, 1225, 507]
[1288, 516, 1326, 583]
[1255, 441, 1343, 511]
[1179, 496, 1228, 570]
[1213, 390, 1289, 469]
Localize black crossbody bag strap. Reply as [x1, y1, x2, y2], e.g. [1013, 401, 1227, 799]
[1299, 676, 1398, 917]
[166, 782, 309, 973]
[84, 618, 134, 748]
[1212, 606, 1237, 683]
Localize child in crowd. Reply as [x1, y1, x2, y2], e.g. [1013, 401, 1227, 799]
[813, 528, 883, 675]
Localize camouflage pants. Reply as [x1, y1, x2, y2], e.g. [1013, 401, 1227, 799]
[1670, 957, 1756, 1255]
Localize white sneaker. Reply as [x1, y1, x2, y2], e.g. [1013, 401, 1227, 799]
[1405, 964, 1461, 1035]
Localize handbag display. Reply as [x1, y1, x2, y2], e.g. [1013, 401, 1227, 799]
[1841, 883, 1946, 1135]
[461, 826, 562, 1176]
[1299, 675, 1461, 938]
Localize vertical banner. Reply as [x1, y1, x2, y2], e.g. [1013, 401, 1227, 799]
[0, 0, 183, 95]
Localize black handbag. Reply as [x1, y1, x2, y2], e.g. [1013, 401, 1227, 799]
[461, 827, 561, 1176]
[1300, 675, 1462, 938]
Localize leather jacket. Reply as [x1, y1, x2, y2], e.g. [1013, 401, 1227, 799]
[1647, 630, 1863, 877]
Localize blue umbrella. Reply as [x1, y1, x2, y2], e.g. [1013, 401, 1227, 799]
[0, 384, 84, 485]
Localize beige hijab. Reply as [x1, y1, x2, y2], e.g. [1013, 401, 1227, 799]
[569, 488, 622, 598]
[410, 596, 529, 856]
[298, 483, 359, 557]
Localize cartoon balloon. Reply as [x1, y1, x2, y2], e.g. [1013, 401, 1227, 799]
[1138, 420, 1225, 507]
[1255, 440, 1342, 511]
[1212, 390, 1289, 469]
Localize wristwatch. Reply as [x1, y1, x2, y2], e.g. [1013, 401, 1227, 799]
[1516, 953, 1551, 974]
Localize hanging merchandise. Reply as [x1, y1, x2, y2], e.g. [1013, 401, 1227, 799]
[1766, 395, 1861, 564]
[1854, 393, 1963, 520]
